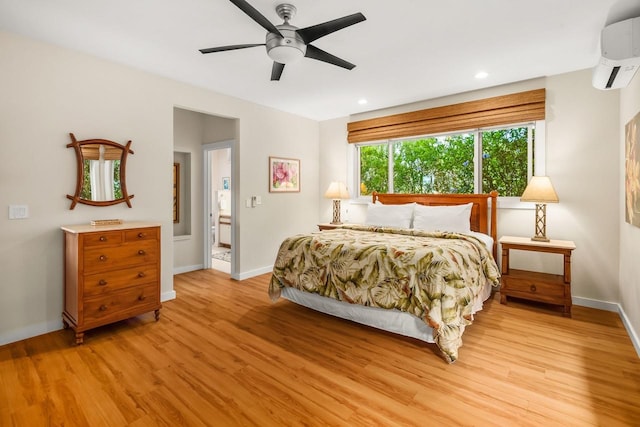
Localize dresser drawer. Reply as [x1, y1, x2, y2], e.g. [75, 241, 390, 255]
[125, 227, 158, 242]
[83, 265, 159, 297]
[83, 231, 123, 247]
[83, 240, 159, 273]
[82, 283, 159, 327]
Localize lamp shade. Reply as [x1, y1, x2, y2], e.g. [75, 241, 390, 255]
[324, 182, 350, 199]
[520, 176, 559, 203]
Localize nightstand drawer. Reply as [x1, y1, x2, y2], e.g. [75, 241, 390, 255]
[502, 269, 566, 304]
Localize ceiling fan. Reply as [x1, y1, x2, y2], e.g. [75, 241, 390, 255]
[199, 0, 366, 81]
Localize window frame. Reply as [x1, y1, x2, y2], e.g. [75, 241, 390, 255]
[349, 120, 546, 209]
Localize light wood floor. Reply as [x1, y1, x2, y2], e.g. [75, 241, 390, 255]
[1, 269, 639, 426]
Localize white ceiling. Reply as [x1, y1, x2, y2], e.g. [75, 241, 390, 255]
[1, 0, 640, 121]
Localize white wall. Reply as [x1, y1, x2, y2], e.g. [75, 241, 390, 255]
[619, 72, 640, 351]
[0, 31, 319, 345]
[173, 108, 205, 269]
[320, 70, 621, 306]
[172, 109, 236, 271]
[319, 117, 351, 223]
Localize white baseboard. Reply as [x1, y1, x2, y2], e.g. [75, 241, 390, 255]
[574, 296, 640, 358]
[0, 291, 177, 347]
[173, 264, 204, 275]
[618, 304, 640, 358]
[162, 290, 177, 302]
[3, 285, 636, 359]
[236, 265, 273, 281]
[172, 264, 270, 281]
[0, 319, 62, 347]
[572, 296, 619, 312]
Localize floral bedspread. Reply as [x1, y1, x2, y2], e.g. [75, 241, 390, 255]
[269, 225, 501, 362]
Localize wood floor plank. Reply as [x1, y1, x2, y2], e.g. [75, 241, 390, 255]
[1, 268, 639, 426]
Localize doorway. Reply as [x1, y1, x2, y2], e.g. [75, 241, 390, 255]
[203, 141, 236, 275]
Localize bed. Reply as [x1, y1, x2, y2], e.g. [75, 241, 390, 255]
[269, 191, 500, 362]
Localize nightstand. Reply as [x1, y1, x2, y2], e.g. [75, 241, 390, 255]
[317, 223, 344, 231]
[499, 235, 576, 317]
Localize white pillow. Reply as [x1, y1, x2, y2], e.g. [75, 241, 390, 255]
[365, 202, 415, 229]
[413, 203, 473, 233]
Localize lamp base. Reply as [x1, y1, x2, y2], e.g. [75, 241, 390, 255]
[531, 203, 550, 242]
[330, 199, 342, 225]
[531, 236, 550, 242]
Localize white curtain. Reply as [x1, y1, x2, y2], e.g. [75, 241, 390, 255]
[89, 145, 115, 201]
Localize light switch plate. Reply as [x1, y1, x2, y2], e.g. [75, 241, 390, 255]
[9, 205, 29, 219]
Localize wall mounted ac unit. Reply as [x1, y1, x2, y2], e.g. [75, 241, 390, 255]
[592, 16, 640, 90]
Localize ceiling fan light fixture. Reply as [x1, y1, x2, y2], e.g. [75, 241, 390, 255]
[266, 24, 306, 64]
[267, 44, 305, 63]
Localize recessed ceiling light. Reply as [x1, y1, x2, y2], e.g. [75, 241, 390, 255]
[475, 71, 489, 79]
[358, 98, 368, 105]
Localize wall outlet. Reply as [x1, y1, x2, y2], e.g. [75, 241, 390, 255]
[9, 205, 29, 219]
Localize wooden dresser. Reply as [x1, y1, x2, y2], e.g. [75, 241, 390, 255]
[61, 221, 162, 344]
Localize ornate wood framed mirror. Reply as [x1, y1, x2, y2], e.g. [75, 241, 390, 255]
[66, 133, 134, 209]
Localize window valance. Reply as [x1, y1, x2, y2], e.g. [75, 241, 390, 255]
[347, 89, 545, 143]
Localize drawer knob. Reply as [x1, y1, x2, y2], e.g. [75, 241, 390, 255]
[138, 250, 146, 255]
[138, 295, 146, 301]
[530, 284, 537, 292]
[138, 232, 145, 238]
[99, 255, 107, 261]
[99, 236, 107, 242]
[138, 272, 146, 278]
[99, 304, 108, 311]
[98, 280, 107, 286]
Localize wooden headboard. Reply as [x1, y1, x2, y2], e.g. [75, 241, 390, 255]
[372, 191, 498, 259]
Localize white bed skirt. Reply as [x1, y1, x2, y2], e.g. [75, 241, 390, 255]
[280, 280, 493, 344]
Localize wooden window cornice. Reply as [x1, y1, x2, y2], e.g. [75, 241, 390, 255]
[347, 89, 545, 143]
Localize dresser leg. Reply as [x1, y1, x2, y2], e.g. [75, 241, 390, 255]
[500, 293, 507, 305]
[62, 319, 69, 329]
[75, 332, 84, 345]
[154, 309, 161, 321]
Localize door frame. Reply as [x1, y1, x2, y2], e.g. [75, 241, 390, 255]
[203, 140, 237, 278]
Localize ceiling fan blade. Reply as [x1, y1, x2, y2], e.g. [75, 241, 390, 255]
[305, 44, 356, 70]
[296, 12, 366, 44]
[199, 44, 265, 54]
[229, 0, 283, 37]
[271, 62, 285, 81]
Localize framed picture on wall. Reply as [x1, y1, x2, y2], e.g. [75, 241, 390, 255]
[222, 176, 230, 190]
[173, 163, 179, 223]
[269, 156, 300, 193]
[625, 110, 640, 227]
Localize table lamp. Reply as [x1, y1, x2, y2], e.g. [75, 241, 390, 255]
[324, 182, 350, 224]
[520, 176, 559, 242]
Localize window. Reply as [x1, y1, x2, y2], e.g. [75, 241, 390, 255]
[356, 123, 536, 198]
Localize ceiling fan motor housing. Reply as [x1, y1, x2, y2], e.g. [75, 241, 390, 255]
[266, 23, 307, 64]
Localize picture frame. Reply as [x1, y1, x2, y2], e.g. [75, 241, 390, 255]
[269, 156, 300, 193]
[222, 176, 230, 190]
[625, 110, 640, 227]
[173, 163, 179, 223]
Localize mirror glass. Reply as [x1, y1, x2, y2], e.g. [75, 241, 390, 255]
[80, 144, 123, 202]
[67, 133, 134, 209]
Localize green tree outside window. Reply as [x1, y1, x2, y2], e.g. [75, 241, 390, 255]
[358, 125, 533, 197]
